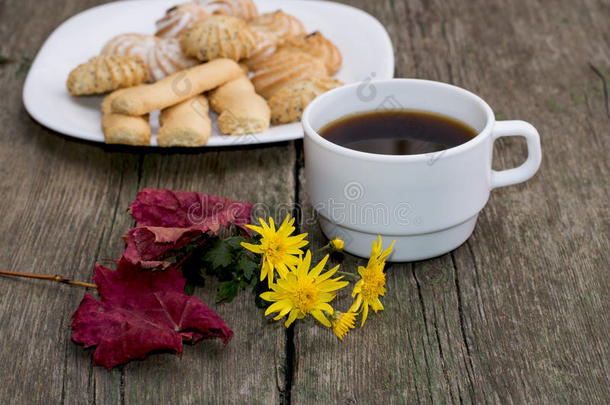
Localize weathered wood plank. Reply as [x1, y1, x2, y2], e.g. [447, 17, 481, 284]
[1, 0, 609, 404]
[292, 0, 609, 404]
[0, 1, 137, 404]
[1, 1, 296, 404]
[122, 145, 296, 404]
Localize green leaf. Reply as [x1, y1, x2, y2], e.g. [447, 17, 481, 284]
[224, 235, 246, 250]
[184, 283, 195, 296]
[217, 280, 239, 303]
[0, 55, 8, 64]
[236, 254, 258, 281]
[203, 238, 233, 270]
[15, 56, 31, 78]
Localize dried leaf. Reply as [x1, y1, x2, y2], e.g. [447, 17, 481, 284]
[71, 258, 233, 369]
[122, 189, 252, 268]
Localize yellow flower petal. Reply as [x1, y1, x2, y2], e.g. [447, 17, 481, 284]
[311, 309, 331, 327]
[361, 304, 369, 327]
[258, 249, 348, 328]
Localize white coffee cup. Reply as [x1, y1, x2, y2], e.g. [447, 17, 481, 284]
[302, 79, 541, 261]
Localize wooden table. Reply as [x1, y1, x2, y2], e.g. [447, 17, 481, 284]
[1, 0, 608, 403]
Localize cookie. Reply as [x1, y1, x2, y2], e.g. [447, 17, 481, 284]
[155, 3, 209, 38]
[110, 58, 243, 116]
[158, 95, 211, 147]
[102, 113, 151, 146]
[181, 15, 257, 62]
[101, 34, 199, 81]
[66, 56, 148, 96]
[101, 89, 151, 146]
[268, 77, 343, 124]
[245, 10, 306, 70]
[250, 49, 328, 99]
[209, 75, 270, 135]
[197, 0, 258, 20]
[281, 32, 342, 75]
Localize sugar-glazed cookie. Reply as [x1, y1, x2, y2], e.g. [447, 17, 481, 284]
[281, 32, 342, 75]
[67, 56, 148, 96]
[268, 77, 343, 124]
[155, 3, 209, 38]
[250, 49, 328, 99]
[181, 15, 257, 61]
[101, 34, 199, 81]
[196, 0, 258, 20]
[245, 10, 306, 70]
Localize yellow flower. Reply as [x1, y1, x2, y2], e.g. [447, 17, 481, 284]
[350, 236, 395, 326]
[260, 250, 349, 327]
[241, 216, 308, 286]
[329, 237, 344, 252]
[331, 311, 357, 340]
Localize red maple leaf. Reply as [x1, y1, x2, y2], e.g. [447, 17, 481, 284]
[71, 258, 233, 369]
[121, 189, 253, 268]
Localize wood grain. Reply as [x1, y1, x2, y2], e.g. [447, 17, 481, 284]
[292, 0, 609, 404]
[0, 0, 608, 404]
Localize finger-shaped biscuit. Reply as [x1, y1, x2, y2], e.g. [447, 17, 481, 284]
[158, 95, 211, 147]
[110, 58, 242, 116]
[101, 90, 151, 146]
[209, 75, 270, 135]
[181, 16, 257, 62]
[67, 56, 148, 96]
[268, 77, 343, 124]
[102, 114, 151, 146]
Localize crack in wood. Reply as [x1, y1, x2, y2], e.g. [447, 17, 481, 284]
[412, 266, 437, 404]
[588, 63, 610, 118]
[451, 252, 477, 404]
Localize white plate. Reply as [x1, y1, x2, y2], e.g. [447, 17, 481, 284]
[23, 0, 394, 147]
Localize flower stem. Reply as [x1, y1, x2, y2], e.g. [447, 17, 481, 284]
[313, 245, 330, 254]
[0, 269, 97, 289]
[336, 270, 359, 281]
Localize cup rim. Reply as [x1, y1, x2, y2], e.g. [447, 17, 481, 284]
[301, 78, 495, 162]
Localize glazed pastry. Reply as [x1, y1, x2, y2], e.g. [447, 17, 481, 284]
[110, 58, 243, 116]
[281, 32, 342, 75]
[66, 56, 148, 96]
[245, 10, 306, 70]
[101, 34, 198, 81]
[158, 95, 211, 147]
[209, 75, 270, 135]
[196, 0, 258, 20]
[250, 49, 328, 99]
[268, 77, 343, 124]
[101, 34, 198, 82]
[155, 3, 209, 38]
[181, 15, 257, 61]
[101, 89, 151, 146]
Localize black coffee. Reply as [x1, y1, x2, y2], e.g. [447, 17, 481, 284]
[319, 110, 477, 155]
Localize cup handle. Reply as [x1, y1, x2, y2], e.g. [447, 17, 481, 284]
[490, 120, 542, 189]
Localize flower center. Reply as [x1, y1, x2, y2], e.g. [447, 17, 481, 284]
[265, 236, 285, 263]
[361, 269, 385, 300]
[291, 280, 318, 312]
